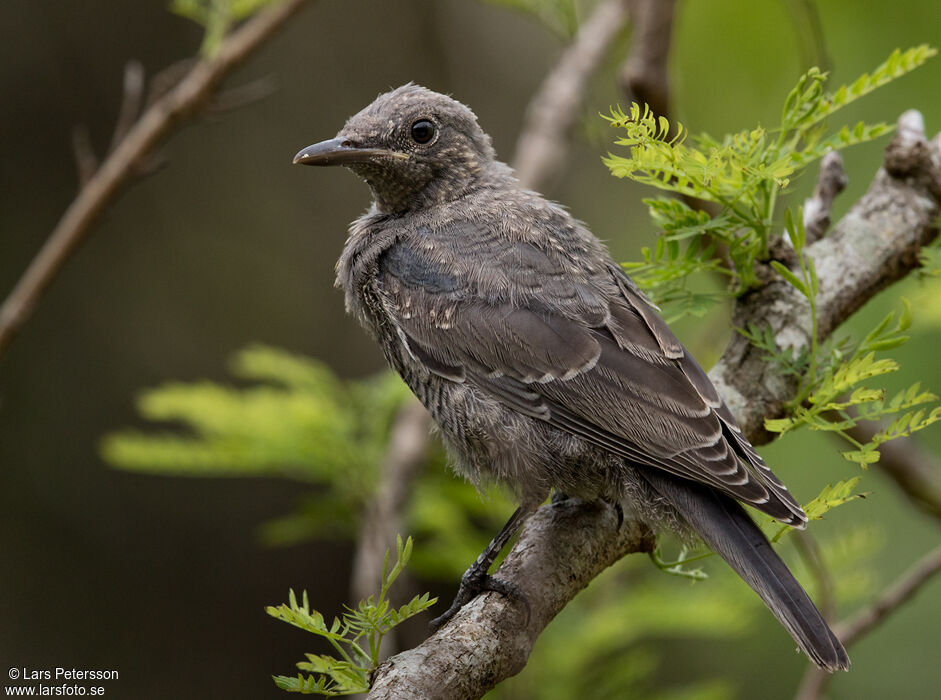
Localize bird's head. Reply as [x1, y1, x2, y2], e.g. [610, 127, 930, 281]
[294, 84, 500, 214]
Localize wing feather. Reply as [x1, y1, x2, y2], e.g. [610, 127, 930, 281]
[378, 233, 806, 525]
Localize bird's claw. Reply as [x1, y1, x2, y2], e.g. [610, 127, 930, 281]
[430, 569, 529, 631]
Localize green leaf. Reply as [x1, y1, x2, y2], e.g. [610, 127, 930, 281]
[806, 46, 937, 126]
[770, 261, 808, 296]
[772, 478, 867, 541]
[842, 449, 881, 465]
[764, 417, 795, 433]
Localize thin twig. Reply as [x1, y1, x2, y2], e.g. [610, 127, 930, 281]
[803, 151, 848, 243]
[619, 0, 723, 242]
[795, 544, 941, 700]
[351, 398, 432, 604]
[837, 544, 941, 646]
[108, 61, 146, 155]
[70, 125, 98, 187]
[512, 0, 631, 192]
[208, 76, 278, 114]
[348, 398, 431, 667]
[619, 0, 676, 120]
[0, 0, 312, 358]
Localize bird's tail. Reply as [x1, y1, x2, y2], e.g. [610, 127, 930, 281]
[640, 469, 850, 672]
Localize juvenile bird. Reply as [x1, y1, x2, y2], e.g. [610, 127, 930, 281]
[294, 84, 849, 671]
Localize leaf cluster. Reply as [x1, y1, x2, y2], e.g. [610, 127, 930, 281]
[768, 478, 868, 543]
[605, 45, 935, 316]
[101, 345, 411, 539]
[266, 535, 436, 695]
[761, 299, 941, 466]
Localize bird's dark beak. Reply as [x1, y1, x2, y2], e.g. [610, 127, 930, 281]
[293, 137, 405, 166]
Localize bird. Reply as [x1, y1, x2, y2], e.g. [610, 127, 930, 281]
[293, 83, 850, 672]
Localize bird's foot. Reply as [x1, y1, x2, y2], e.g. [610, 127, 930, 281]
[430, 567, 528, 631]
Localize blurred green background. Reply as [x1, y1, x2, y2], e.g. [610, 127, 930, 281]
[1, 1, 940, 698]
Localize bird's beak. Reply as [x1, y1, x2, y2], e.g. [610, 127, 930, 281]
[292, 137, 406, 166]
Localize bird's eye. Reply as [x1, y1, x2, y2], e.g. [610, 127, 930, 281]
[410, 119, 436, 145]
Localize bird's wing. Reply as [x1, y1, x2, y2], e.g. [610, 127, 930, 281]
[377, 233, 806, 525]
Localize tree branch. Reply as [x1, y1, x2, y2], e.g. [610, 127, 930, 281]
[710, 113, 941, 441]
[803, 151, 848, 244]
[368, 500, 655, 699]
[351, 398, 431, 604]
[512, 0, 631, 192]
[795, 544, 941, 700]
[0, 0, 312, 358]
[619, 0, 676, 120]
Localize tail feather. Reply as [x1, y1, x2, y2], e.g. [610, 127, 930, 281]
[640, 469, 850, 672]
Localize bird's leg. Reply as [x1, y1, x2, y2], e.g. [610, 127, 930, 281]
[430, 504, 534, 630]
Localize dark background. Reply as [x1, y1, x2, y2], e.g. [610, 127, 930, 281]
[2, 1, 940, 698]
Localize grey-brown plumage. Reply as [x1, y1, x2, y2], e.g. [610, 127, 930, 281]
[294, 83, 849, 671]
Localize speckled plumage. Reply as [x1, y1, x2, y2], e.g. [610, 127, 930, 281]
[296, 83, 849, 671]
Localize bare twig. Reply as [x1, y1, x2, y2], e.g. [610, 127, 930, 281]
[70, 125, 99, 187]
[619, 0, 723, 241]
[838, 544, 941, 645]
[351, 398, 432, 604]
[795, 544, 941, 700]
[0, 0, 312, 357]
[512, 0, 631, 191]
[785, 0, 832, 75]
[619, 0, 676, 120]
[803, 151, 848, 243]
[108, 61, 146, 155]
[347, 398, 431, 668]
[368, 500, 655, 699]
[208, 76, 278, 114]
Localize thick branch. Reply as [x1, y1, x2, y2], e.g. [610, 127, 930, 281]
[0, 0, 312, 357]
[710, 115, 941, 441]
[512, 0, 631, 192]
[368, 500, 655, 699]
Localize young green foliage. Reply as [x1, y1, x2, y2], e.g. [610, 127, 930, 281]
[606, 45, 940, 467]
[101, 345, 411, 537]
[605, 45, 935, 315]
[761, 299, 941, 466]
[769, 478, 868, 543]
[267, 535, 436, 696]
